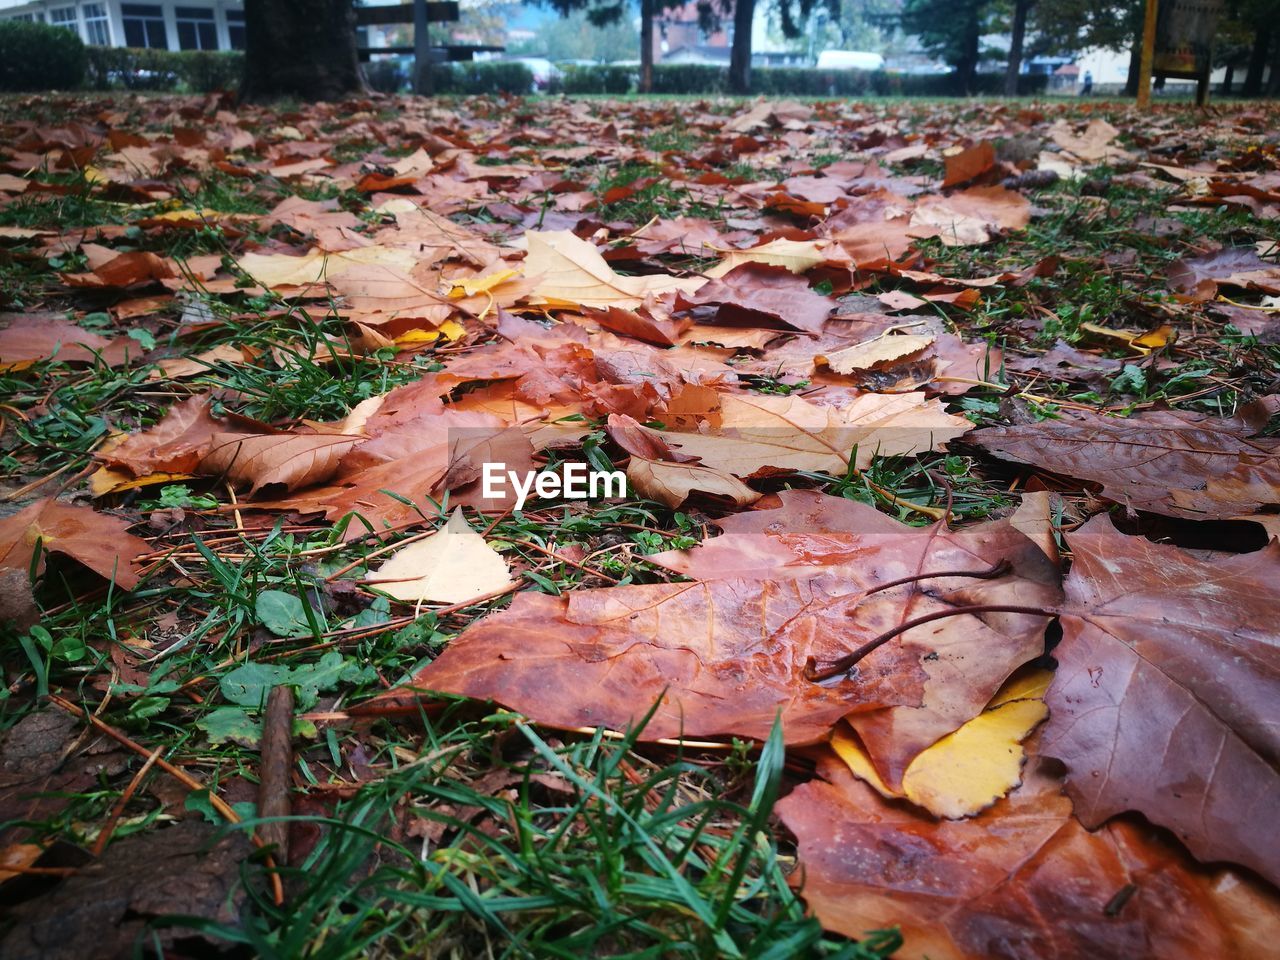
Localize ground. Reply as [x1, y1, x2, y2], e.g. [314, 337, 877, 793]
[0, 91, 1278, 959]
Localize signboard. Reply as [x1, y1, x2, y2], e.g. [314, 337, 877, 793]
[1153, 0, 1224, 79]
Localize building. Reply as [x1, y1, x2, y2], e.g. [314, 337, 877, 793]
[0, 1, 245, 51]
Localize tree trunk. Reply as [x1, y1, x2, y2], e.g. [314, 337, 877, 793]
[1244, 25, 1270, 96]
[728, 0, 755, 95]
[1268, 39, 1280, 96]
[957, 17, 980, 94]
[1004, 0, 1032, 96]
[240, 0, 366, 103]
[1220, 62, 1233, 95]
[1124, 40, 1141, 96]
[640, 0, 654, 94]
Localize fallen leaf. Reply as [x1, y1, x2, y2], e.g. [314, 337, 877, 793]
[970, 401, 1280, 520]
[1042, 515, 1280, 886]
[625, 455, 761, 508]
[832, 668, 1051, 818]
[199, 432, 361, 495]
[703, 237, 831, 278]
[381, 578, 928, 743]
[0, 498, 149, 589]
[778, 753, 1280, 960]
[523, 230, 704, 309]
[636, 391, 972, 477]
[817, 334, 936, 373]
[366, 508, 512, 604]
[941, 141, 996, 188]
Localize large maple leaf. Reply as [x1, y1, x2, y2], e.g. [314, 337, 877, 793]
[649, 490, 1061, 786]
[970, 401, 1280, 520]
[1042, 515, 1280, 886]
[778, 753, 1280, 960]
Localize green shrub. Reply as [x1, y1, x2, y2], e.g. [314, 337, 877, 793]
[0, 19, 86, 91]
[563, 64, 634, 95]
[750, 67, 876, 97]
[428, 61, 534, 95]
[651, 63, 727, 95]
[84, 47, 243, 93]
[175, 50, 243, 92]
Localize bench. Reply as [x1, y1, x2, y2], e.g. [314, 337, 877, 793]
[354, 1, 505, 92]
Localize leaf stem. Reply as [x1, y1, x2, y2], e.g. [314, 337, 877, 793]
[804, 602, 1057, 682]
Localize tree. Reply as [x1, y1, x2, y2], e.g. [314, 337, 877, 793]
[1005, 0, 1034, 95]
[901, 0, 998, 93]
[729, 0, 755, 93]
[240, 0, 366, 102]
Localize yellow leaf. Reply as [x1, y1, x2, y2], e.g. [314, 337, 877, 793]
[901, 697, 1048, 819]
[816, 334, 936, 374]
[704, 238, 828, 279]
[393, 319, 465, 345]
[89, 467, 195, 497]
[235, 245, 418, 290]
[1079, 321, 1173, 354]
[366, 508, 513, 605]
[524, 230, 704, 310]
[834, 668, 1054, 819]
[449, 269, 518, 298]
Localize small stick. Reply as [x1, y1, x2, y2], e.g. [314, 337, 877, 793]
[805, 603, 1057, 682]
[91, 744, 164, 857]
[48, 694, 285, 905]
[257, 685, 295, 862]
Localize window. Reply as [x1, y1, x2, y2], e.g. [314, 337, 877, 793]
[83, 3, 110, 45]
[175, 6, 216, 50]
[226, 10, 245, 51]
[122, 3, 167, 48]
[49, 7, 78, 33]
[8, 13, 39, 22]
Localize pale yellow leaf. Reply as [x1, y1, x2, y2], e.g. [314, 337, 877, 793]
[817, 334, 936, 374]
[367, 508, 513, 604]
[235, 246, 418, 290]
[523, 230, 704, 310]
[704, 238, 828, 279]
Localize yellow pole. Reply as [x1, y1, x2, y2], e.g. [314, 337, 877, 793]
[1137, 0, 1159, 108]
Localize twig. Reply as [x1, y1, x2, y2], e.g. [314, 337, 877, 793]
[257, 686, 295, 863]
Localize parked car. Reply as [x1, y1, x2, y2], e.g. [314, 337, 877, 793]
[815, 50, 885, 71]
[509, 57, 560, 91]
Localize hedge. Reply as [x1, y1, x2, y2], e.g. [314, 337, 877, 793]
[416, 61, 534, 95]
[563, 63, 1051, 97]
[84, 47, 243, 93]
[0, 19, 86, 91]
[563, 64, 634, 95]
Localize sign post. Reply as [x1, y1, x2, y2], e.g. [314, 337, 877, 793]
[1139, 0, 1224, 108]
[1137, 0, 1159, 109]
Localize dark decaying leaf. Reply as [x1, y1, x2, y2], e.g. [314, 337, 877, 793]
[1043, 515, 1280, 887]
[0, 821, 250, 960]
[970, 400, 1280, 520]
